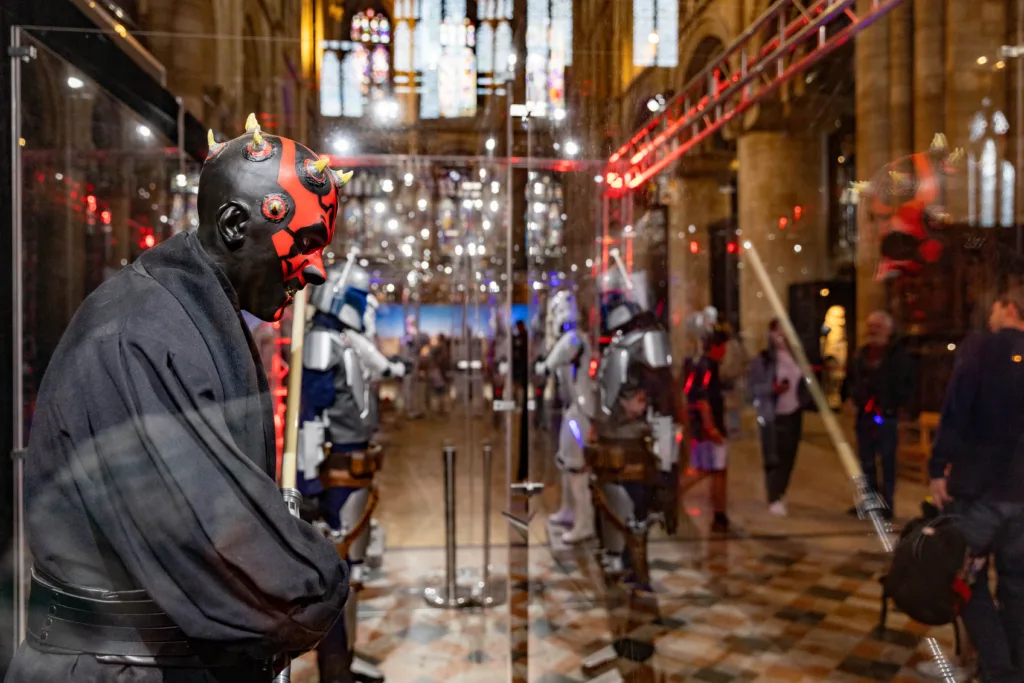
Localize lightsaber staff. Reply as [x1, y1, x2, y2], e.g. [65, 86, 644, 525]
[274, 247, 359, 681]
[741, 240, 958, 683]
[274, 283, 310, 683]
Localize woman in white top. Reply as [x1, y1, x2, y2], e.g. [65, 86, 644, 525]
[748, 319, 806, 516]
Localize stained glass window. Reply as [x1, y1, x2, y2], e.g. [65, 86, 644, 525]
[633, 0, 678, 67]
[395, 22, 413, 72]
[967, 99, 1014, 228]
[494, 21, 512, 82]
[320, 49, 343, 116]
[525, 0, 570, 113]
[477, 23, 494, 74]
[340, 9, 393, 117]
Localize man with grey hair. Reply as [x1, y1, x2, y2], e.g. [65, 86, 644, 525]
[843, 310, 915, 518]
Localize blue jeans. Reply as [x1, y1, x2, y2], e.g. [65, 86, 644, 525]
[957, 500, 1024, 683]
[855, 414, 898, 511]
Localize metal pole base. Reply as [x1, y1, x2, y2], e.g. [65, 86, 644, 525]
[471, 574, 508, 607]
[423, 583, 480, 608]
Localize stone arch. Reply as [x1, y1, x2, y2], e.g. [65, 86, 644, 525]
[676, 15, 732, 94]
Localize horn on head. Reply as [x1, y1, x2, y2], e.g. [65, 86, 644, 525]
[337, 170, 354, 185]
[207, 129, 216, 148]
[244, 113, 265, 148]
[313, 157, 330, 173]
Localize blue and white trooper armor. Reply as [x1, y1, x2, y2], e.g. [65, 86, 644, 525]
[299, 261, 404, 683]
[592, 264, 682, 581]
[536, 290, 596, 544]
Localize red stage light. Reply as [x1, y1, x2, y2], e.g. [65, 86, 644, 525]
[779, 216, 788, 229]
[727, 241, 737, 254]
[793, 205, 803, 220]
[142, 234, 155, 248]
[689, 241, 699, 254]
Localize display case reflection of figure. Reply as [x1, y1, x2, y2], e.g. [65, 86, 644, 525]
[820, 305, 848, 411]
[589, 254, 682, 588]
[298, 259, 407, 683]
[489, 307, 510, 428]
[536, 290, 597, 544]
[401, 314, 430, 417]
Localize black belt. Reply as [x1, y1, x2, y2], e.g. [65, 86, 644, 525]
[27, 568, 251, 668]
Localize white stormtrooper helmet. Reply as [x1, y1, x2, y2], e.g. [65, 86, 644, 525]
[548, 290, 579, 334]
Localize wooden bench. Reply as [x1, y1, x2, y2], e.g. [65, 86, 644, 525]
[897, 412, 940, 484]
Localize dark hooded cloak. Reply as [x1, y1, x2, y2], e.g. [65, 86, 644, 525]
[6, 232, 347, 683]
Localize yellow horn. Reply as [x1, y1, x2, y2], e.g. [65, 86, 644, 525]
[314, 157, 330, 173]
[245, 113, 260, 133]
[337, 170, 354, 185]
[208, 129, 216, 148]
[252, 129, 264, 148]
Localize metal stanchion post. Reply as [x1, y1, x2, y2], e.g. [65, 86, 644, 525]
[475, 441, 507, 607]
[424, 445, 479, 608]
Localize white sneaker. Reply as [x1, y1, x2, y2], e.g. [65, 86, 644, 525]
[768, 500, 788, 516]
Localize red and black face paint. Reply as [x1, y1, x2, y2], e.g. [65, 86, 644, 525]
[267, 139, 338, 291]
[870, 146, 959, 280]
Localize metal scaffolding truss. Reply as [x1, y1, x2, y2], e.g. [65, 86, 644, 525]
[602, 0, 909, 198]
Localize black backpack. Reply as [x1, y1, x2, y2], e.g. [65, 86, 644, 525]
[881, 514, 972, 627]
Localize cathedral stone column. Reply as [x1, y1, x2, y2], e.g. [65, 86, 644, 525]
[667, 174, 730, 361]
[855, 1, 891, 345]
[913, 0, 946, 152]
[737, 130, 827, 355]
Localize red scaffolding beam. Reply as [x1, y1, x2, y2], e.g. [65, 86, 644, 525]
[602, 0, 909, 197]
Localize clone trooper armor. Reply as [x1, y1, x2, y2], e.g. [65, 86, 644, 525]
[401, 316, 430, 418]
[536, 290, 596, 544]
[590, 266, 682, 585]
[299, 262, 404, 683]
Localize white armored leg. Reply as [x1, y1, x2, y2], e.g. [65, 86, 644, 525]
[562, 472, 595, 544]
[548, 472, 574, 526]
[341, 488, 372, 584]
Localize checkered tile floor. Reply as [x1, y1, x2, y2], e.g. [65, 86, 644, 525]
[292, 531, 958, 683]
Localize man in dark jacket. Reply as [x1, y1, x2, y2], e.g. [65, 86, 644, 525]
[929, 286, 1024, 683]
[843, 310, 914, 518]
[6, 118, 349, 682]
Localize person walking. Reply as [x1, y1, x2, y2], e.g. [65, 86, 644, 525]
[844, 310, 914, 519]
[928, 286, 1024, 683]
[749, 319, 805, 516]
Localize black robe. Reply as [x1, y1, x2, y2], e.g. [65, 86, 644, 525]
[6, 233, 348, 682]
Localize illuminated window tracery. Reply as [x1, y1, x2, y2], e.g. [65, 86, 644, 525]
[633, 0, 678, 67]
[968, 99, 1015, 228]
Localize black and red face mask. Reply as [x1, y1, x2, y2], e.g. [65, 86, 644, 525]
[206, 117, 349, 320]
[866, 140, 962, 280]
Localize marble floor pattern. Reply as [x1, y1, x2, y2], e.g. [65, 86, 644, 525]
[292, 407, 956, 682]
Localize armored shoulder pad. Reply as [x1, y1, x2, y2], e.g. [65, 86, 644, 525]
[304, 328, 344, 371]
[641, 329, 673, 368]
